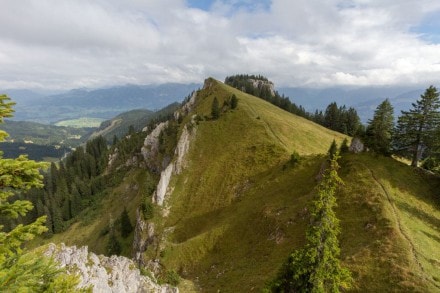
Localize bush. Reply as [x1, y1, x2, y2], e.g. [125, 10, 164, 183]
[142, 201, 154, 220]
[160, 270, 180, 286]
[290, 151, 301, 166]
[421, 157, 439, 171]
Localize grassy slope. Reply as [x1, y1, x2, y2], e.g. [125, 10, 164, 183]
[159, 79, 440, 292]
[158, 79, 349, 291]
[338, 154, 440, 292]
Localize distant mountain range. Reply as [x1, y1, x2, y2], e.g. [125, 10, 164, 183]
[4, 83, 200, 124]
[3, 82, 430, 124]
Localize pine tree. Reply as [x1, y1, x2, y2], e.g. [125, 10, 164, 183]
[328, 139, 338, 160]
[394, 86, 440, 166]
[0, 94, 78, 291]
[211, 97, 220, 119]
[231, 94, 238, 109]
[365, 99, 394, 155]
[107, 231, 122, 256]
[270, 153, 352, 292]
[120, 207, 133, 238]
[340, 138, 349, 153]
[324, 102, 340, 131]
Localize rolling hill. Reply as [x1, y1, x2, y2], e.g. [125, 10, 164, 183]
[9, 83, 200, 124]
[84, 102, 180, 142]
[35, 78, 440, 292]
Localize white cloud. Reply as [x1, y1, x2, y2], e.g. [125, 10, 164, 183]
[0, 0, 440, 89]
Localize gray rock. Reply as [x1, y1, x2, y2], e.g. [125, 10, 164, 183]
[349, 137, 365, 153]
[45, 243, 178, 293]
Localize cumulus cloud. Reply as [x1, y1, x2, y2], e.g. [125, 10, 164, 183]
[0, 0, 439, 89]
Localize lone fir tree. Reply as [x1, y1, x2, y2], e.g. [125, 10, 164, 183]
[211, 97, 220, 119]
[120, 207, 133, 238]
[270, 152, 352, 292]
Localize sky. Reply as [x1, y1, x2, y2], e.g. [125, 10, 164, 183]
[1, 0, 440, 90]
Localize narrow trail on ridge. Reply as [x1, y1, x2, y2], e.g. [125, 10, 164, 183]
[366, 166, 440, 289]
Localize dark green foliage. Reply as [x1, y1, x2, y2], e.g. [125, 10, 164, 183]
[270, 154, 351, 292]
[231, 94, 238, 109]
[0, 94, 79, 291]
[394, 86, 440, 166]
[158, 121, 179, 158]
[159, 270, 181, 286]
[21, 135, 110, 235]
[290, 151, 301, 166]
[211, 97, 220, 119]
[142, 201, 154, 220]
[365, 99, 394, 156]
[328, 139, 338, 160]
[340, 138, 349, 153]
[120, 208, 133, 238]
[107, 232, 122, 256]
[128, 125, 135, 135]
[323, 102, 361, 136]
[112, 135, 119, 146]
[421, 156, 439, 172]
[0, 142, 72, 161]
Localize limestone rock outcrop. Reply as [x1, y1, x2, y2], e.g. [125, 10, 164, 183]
[45, 243, 178, 293]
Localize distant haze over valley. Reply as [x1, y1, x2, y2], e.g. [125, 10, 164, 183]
[3, 81, 426, 124]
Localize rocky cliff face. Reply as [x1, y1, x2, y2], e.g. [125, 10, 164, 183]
[248, 78, 275, 96]
[133, 92, 198, 270]
[46, 243, 178, 293]
[141, 121, 169, 173]
[153, 124, 195, 206]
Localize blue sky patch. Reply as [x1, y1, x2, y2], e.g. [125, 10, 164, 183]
[412, 11, 440, 44]
[187, 0, 271, 13]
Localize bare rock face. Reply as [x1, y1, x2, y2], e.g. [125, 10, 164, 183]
[248, 79, 275, 96]
[141, 121, 169, 172]
[153, 124, 195, 206]
[46, 243, 178, 293]
[133, 209, 156, 266]
[180, 91, 197, 117]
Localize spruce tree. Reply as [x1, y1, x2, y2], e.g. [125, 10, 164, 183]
[328, 139, 338, 160]
[340, 138, 349, 154]
[365, 99, 394, 155]
[270, 152, 351, 292]
[324, 102, 340, 131]
[120, 208, 133, 238]
[107, 231, 122, 256]
[0, 94, 78, 291]
[394, 86, 440, 166]
[211, 97, 220, 119]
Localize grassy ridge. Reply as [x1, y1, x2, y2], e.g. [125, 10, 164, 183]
[36, 78, 440, 292]
[157, 79, 349, 291]
[159, 79, 439, 292]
